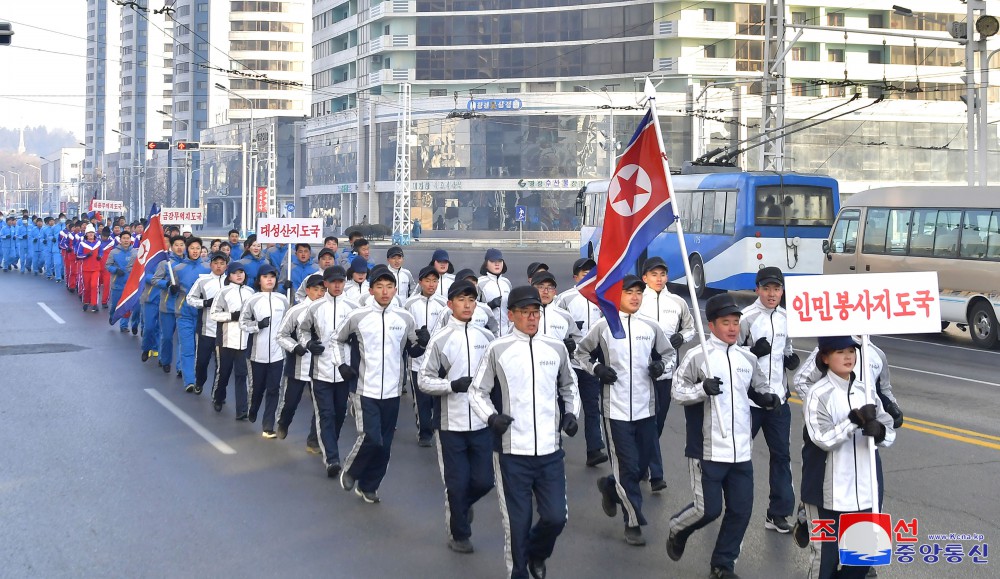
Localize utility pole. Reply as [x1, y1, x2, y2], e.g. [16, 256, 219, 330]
[392, 82, 412, 245]
[760, 0, 786, 171]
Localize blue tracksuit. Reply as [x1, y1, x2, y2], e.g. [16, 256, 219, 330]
[177, 259, 209, 387]
[16, 219, 30, 272]
[0, 222, 14, 270]
[157, 253, 187, 369]
[141, 256, 164, 354]
[284, 257, 318, 293]
[30, 224, 44, 274]
[107, 244, 139, 330]
[49, 225, 64, 281]
[230, 244, 244, 261]
[239, 253, 269, 287]
[266, 244, 288, 269]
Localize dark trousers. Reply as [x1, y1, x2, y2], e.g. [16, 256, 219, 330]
[212, 346, 248, 414]
[648, 377, 672, 481]
[669, 459, 754, 572]
[312, 379, 350, 466]
[343, 395, 400, 492]
[195, 334, 217, 388]
[436, 428, 495, 541]
[249, 360, 283, 431]
[141, 301, 160, 353]
[750, 401, 795, 518]
[411, 370, 434, 441]
[495, 450, 568, 579]
[575, 368, 605, 453]
[602, 416, 657, 527]
[276, 374, 318, 446]
[804, 503, 873, 579]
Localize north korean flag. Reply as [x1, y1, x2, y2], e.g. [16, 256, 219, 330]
[111, 205, 168, 324]
[578, 109, 676, 338]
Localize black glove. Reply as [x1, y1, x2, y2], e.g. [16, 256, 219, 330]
[282, 279, 293, 292]
[306, 340, 325, 355]
[648, 360, 666, 379]
[338, 364, 358, 381]
[169, 283, 179, 294]
[563, 338, 576, 356]
[669, 332, 684, 350]
[450, 376, 473, 393]
[230, 311, 241, 321]
[784, 353, 801, 371]
[416, 326, 431, 347]
[257, 317, 270, 329]
[560, 413, 578, 437]
[883, 400, 904, 429]
[293, 344, 308, 357]
[594, 364, 618, 385]
[702, 377, 723, 396]
[487, 296, 502, 309]
[204, 298, 214, 309]
[748, 389, 781, 410]
[488, 413, 514, 435]
[750, 337, 772, 358]
[848, 403, 878, 427]
[861, 419, 887, 443]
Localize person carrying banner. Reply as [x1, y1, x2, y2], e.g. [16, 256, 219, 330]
[403, 265, 448, 447]
[478, 248, 512, 336]
[667, 293, 779, 579]
[737, 266, 800, 534]
[274, 272, 322, 453]
[240, 264, 289, 438]
[76, 224, 103, 312]
[106, 230, 138, 332]
[140, 227, 168, 362]
[279, 243, 318, 295]
[210, 261, 255, 418]
[418, 279, 496, 554]
[467, 285, 580, 579]
[576, 275, 674, 547]
[800, 335, 896, 579]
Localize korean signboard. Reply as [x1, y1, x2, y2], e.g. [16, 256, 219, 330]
[160, 208, 204, 225]
[256, 218, 324, 244]
[90, 199, 125, 213]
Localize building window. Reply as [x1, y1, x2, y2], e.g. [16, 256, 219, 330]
[736, 40, 764, 72]
[792, 11, 807, 25]
[829, 48, 844, 63]
[828, 12, 844, 27]
[791, 82, 807, 96]
[704, 44, 716, 58]
[470, 88, 486, 94]
[790, 47, 806, 61]
[869, 13, 884, 29]
[429, 88, 447, 97]
[868, 49, 883, 64]
[703, 8, 715, 21]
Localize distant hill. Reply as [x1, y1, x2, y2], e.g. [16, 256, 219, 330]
[0, 126, 79, 157]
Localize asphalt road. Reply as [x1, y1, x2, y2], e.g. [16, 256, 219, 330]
[1, 260, 997, 578]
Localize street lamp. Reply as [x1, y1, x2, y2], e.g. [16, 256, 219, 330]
[215, 82, 257, 232]
[576, 85, 619, 179]
[26, 163, 42, 215]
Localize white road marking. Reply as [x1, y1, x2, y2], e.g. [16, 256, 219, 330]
[144, 389, 237, 455]
[792, 348, 1000, 388]
[37, 302, 65, 324]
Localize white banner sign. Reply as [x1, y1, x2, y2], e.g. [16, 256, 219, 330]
[160, 208, 204, 225]
[90, 199, 125, 213]
[256, 218, 324, 244]
[785, 272, 941, 337]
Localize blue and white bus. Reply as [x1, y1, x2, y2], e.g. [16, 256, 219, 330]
[579, 170, 840, 296]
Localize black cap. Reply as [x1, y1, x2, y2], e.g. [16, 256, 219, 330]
[705, 293, 742, 321]
[572, 257, 596, 275]
[641, 256, 668, 275]
[507, 286, 542, 309]
[417, 265, 439, 280]
[527, 262, 549, 279]
[318, 247, 336, 261]
[369, 265, 396, 285]
[387, 245, 404, 258]
[244, 234, 257, 248]
[756, 266, 784, 287]
[621, 274, 645, 291]
[323, 265, 347, 282]
[447, 280, 478, 300]
[257, 264, 277, 278]
[454, 268, 478, 282]
[530, 270, 557, 288]
[817, 335, 860, 352]
[210, 251, 230, 263]
[304, 273, 326, 288]
[348, 258, 368, 276]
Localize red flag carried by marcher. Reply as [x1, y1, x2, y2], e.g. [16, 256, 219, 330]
[111, 205, 167, 323]
[578, 109, 676, 338]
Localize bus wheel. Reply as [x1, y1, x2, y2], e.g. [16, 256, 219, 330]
[969, 302, 999, 349]
[690, 255, 706, 299]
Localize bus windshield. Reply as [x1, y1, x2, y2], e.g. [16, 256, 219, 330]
[755, 185, 835, 227]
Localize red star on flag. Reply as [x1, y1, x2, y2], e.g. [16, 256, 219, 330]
[612, 167, 649, 213]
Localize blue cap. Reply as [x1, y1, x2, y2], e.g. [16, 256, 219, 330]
[257, 263, 277, 278]
[485, 248, 503, 262]
[432, 249, 450, 263]
[348, 258, 368, 275]
[227, 261, 246, 275]
[817, 335, 860, 352]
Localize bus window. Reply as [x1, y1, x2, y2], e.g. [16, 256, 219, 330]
[908, 209, 937, 256]
[887, 209, 911, 254]
[830, 209, 860, 254]
[756, 185, 835, 227]
[724, 191, 737, 234]
[689, 191, 704, 233]
[960, 210, 991, 259]
[862, 207, 889, 254]
[989, 212, 1000, 259]
[712, 191, 727, 234]
[932, 210, 962, 258]
[702, 191, 717, 234]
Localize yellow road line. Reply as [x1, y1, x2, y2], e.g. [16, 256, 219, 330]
[787, 396, 1000, 450]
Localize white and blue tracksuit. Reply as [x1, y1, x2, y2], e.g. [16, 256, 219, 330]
[555, 286, 606, 457]
[186, 272, 226, 391]
[419, 316, 496, 543]
[478, 272, 512, 335]
[240, 291, 289, 432]
[404, 292, 449, 442]
[468, 329, 581, 579]
[669, 335, 768, 574]
[210, 282, 255, 414]
[274, 297, 318, 447]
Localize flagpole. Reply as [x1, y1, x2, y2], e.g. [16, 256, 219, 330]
[644, 78, 728, 439]
[860, 335, 880, 514]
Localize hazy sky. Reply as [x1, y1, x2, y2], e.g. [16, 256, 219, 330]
[0, 1, 86, 137]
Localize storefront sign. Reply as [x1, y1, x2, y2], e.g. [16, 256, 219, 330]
[466, 98, 523, 112]
[160, 208, 204, 225]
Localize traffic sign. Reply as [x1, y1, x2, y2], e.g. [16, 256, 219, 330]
[147, 141, 170, 150]
[514, 205, 527, 222]
[176, 142, 200, 151]
[285, 203, 295, 214]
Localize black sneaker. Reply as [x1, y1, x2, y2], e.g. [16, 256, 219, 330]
[650, 479, 668, 493]
[527, 558, 546, 579]
[765, 515, 793, 534]
[306, 445, 322, 455]
[193, 385, 203, 395]
[213, 402, 223, 412]
[184, 384, 196, 393]
[340, 470, 356, 491]
[262, 431, 277, 439]
[235, 412, 248, 421]
[666, 532, 687, 561]
[448, 538, 474, 554]
[276, 425, 288, 439]
[355, 487, 380, 503]
[597, 477, 617, 517]
[248, 412, 257, 424]
[161, 364, 170, 374]
[176, 370, 182, 378]
[119, 326, 129, 333]
[131, 326, 139, 335]
[417, 437, 433, 447]
[624, 526, 646, 546]
[709, 567, 740, 579]
[866, 567, 878, 577]
[586, 450, 609, 467]
[327, 462, 342, 478]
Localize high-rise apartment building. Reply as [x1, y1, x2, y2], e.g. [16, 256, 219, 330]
[84, 0, 120, 200]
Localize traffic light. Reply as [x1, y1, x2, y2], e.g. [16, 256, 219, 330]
[0, 22, 13, 46]
[147, 141, 170, 150]
[176, 141, 200, 151]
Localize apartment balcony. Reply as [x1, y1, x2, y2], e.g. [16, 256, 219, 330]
[368, 68, 416, 86]
[656, 19, 736, 39]
[332, 77, 359, 92]
[654, 56, 736, 75]
[368, 0, 415, 21]
[369, 34, 415, 53]
[785, 60, 962, 83]
[328, 14, 359, 39]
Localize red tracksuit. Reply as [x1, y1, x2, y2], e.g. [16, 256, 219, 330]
[77, 237, 102, 307]
[98, 237, 115, 305]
